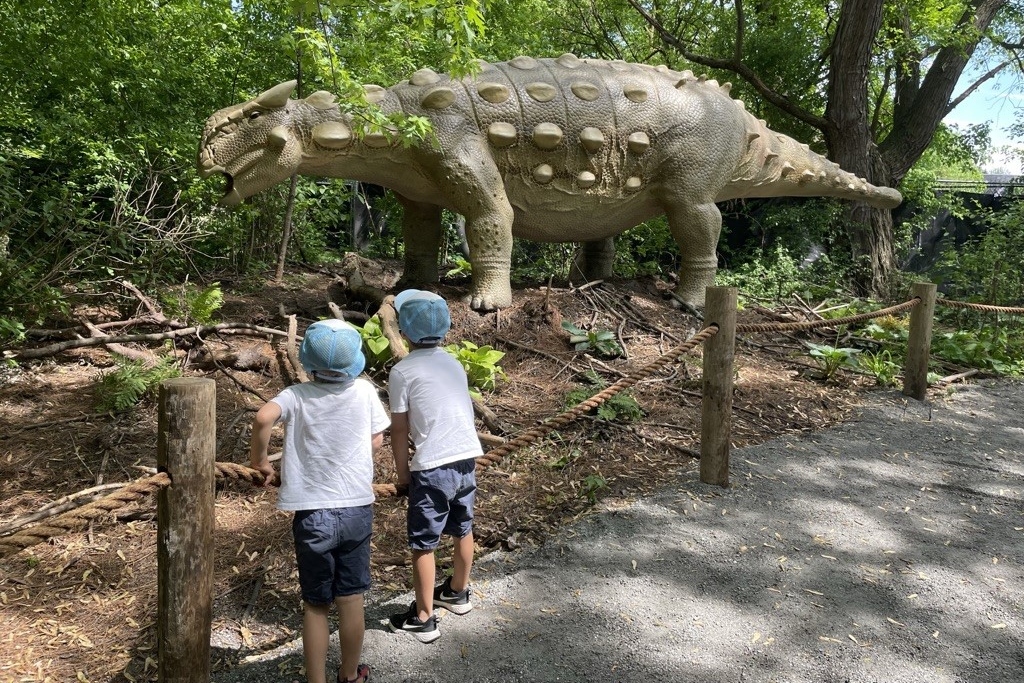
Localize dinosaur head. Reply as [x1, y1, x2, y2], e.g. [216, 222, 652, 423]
[197, 80, 304, 207]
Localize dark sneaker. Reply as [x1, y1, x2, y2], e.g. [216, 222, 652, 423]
[388, 602, 440, 643]
[433, 577, 473, 615]
[338, 663, 370, 683]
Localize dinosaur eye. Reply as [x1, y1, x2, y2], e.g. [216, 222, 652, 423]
[248, 111, 262, 121]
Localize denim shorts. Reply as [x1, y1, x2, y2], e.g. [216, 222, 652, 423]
[408, 458, 477, 551]
[292, 505, 372, 605]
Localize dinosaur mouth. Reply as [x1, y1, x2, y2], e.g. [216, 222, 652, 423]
[216, 171, 245, 207]
[220, 172, 234, 197]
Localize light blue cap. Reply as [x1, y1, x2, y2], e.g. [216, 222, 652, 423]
[299, 319, 366, 381]
[394, 289, 451, 345]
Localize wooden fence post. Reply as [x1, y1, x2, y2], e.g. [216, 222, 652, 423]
[903, 282, 937, 401]
[157, 378, 216, 683]
[701, 286, 737, 487]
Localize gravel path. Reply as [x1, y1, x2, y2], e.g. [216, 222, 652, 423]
[215, 381, 1024, 683]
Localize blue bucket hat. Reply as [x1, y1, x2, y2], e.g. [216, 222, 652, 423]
[394, 289, 451, 345]
[299, 319, 366, 382]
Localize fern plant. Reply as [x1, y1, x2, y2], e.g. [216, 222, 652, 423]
[159, 281, 223, 325]
[564, 371, 643, 422]
[96, 352, 181, 413]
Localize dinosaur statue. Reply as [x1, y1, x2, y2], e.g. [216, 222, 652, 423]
[198, 54, 902, 311]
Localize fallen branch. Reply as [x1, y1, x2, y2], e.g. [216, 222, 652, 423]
[284, 314, 309, 383]
[12, 322, 288, 360]
[495, 335, 625, 379]
[120, 279, 170, 323]
[935, 368, 979, 385]
[377, 295, 408, 360]
[327, 302, 370, 324]
[0, 413, 98, 438]
[81, 317, 160, 365]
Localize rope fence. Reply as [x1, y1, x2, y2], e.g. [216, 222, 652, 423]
[7, 286, 1023, 562]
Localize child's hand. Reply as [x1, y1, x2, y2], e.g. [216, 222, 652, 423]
[395, 482, 409, 497]
[252, 463, 278, 488]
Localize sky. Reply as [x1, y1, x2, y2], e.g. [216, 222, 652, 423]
[943, 68, 1023, 175]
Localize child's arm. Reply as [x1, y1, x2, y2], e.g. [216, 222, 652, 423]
[372, 431, 384, 453]
[249, 401, 282, 487]
[390, 411, 411, 492]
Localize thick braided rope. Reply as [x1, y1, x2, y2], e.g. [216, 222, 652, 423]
[735, 298, 920, 334]
[475, 326, 718, 468]
[215, 461, 399, 498]
[0, 464, 400, 560]
[936, 299, 1024, 314]
[0, 473, 171, 559]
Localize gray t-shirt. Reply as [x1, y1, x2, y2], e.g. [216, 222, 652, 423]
[271, 378, 390, 511]
[388, 347, 482, 471]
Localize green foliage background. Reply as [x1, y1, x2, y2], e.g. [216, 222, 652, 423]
[0, 0, 1021, 344]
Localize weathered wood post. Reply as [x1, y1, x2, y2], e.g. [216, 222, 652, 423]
[157, 378, 216, 683]
[701, 286, 737, 487]
[903, 282, 937, 401]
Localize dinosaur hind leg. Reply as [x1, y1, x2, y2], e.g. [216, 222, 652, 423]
[664, 201, 722, 310]
[570, 238, 616, 284]
[395, 196, 442, 288]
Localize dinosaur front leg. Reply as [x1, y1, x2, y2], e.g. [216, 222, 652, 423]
[664, 201, 723, 310]
[395, 196, 442, 287]
[463, 203, 514, 310]
[440, 147, 515, 311]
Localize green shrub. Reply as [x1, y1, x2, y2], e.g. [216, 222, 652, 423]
[357, 315, 395, 370]
[931, 328, 1023, 375]
[444, 340, 507, 397]
[561, 321, 623, 358]
[858, 349, 901, 386]
[581, 473, 608, 503]
[806, 343, 861, 380]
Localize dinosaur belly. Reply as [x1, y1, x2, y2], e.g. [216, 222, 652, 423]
[505, 180, 661, 242]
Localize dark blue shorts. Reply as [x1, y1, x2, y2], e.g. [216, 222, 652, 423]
[408, 459, 477, 551]
[292, 505, 372, 605]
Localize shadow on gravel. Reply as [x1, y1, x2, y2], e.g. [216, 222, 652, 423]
[213, 383, 1024, 683]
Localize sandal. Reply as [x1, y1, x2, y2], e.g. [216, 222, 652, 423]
[338, 663, 370, 683]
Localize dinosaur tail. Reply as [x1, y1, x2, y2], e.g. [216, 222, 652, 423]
[722, 112, 902, 209]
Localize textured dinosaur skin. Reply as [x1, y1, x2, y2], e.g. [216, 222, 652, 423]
[198, 54, 902, 310]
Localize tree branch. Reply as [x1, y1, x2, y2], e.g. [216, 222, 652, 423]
[625, 0, 829, 131]
[945, 60, 1011, 115]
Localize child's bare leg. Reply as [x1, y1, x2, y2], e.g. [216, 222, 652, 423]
[335, 593, 365, 682]
[412, 548, 436, 621]
[302, 601, 331, 683]
[450, 531, 474, 593]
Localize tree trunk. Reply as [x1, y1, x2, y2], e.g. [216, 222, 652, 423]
[275, 174, 299, 281]
[824, 0, 892, 298]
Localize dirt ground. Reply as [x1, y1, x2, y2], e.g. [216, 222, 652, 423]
[0, 269, 978, 682]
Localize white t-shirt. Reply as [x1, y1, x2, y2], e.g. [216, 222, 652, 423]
[271, 378, 390, 511]
[388, 347, 482, 471]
